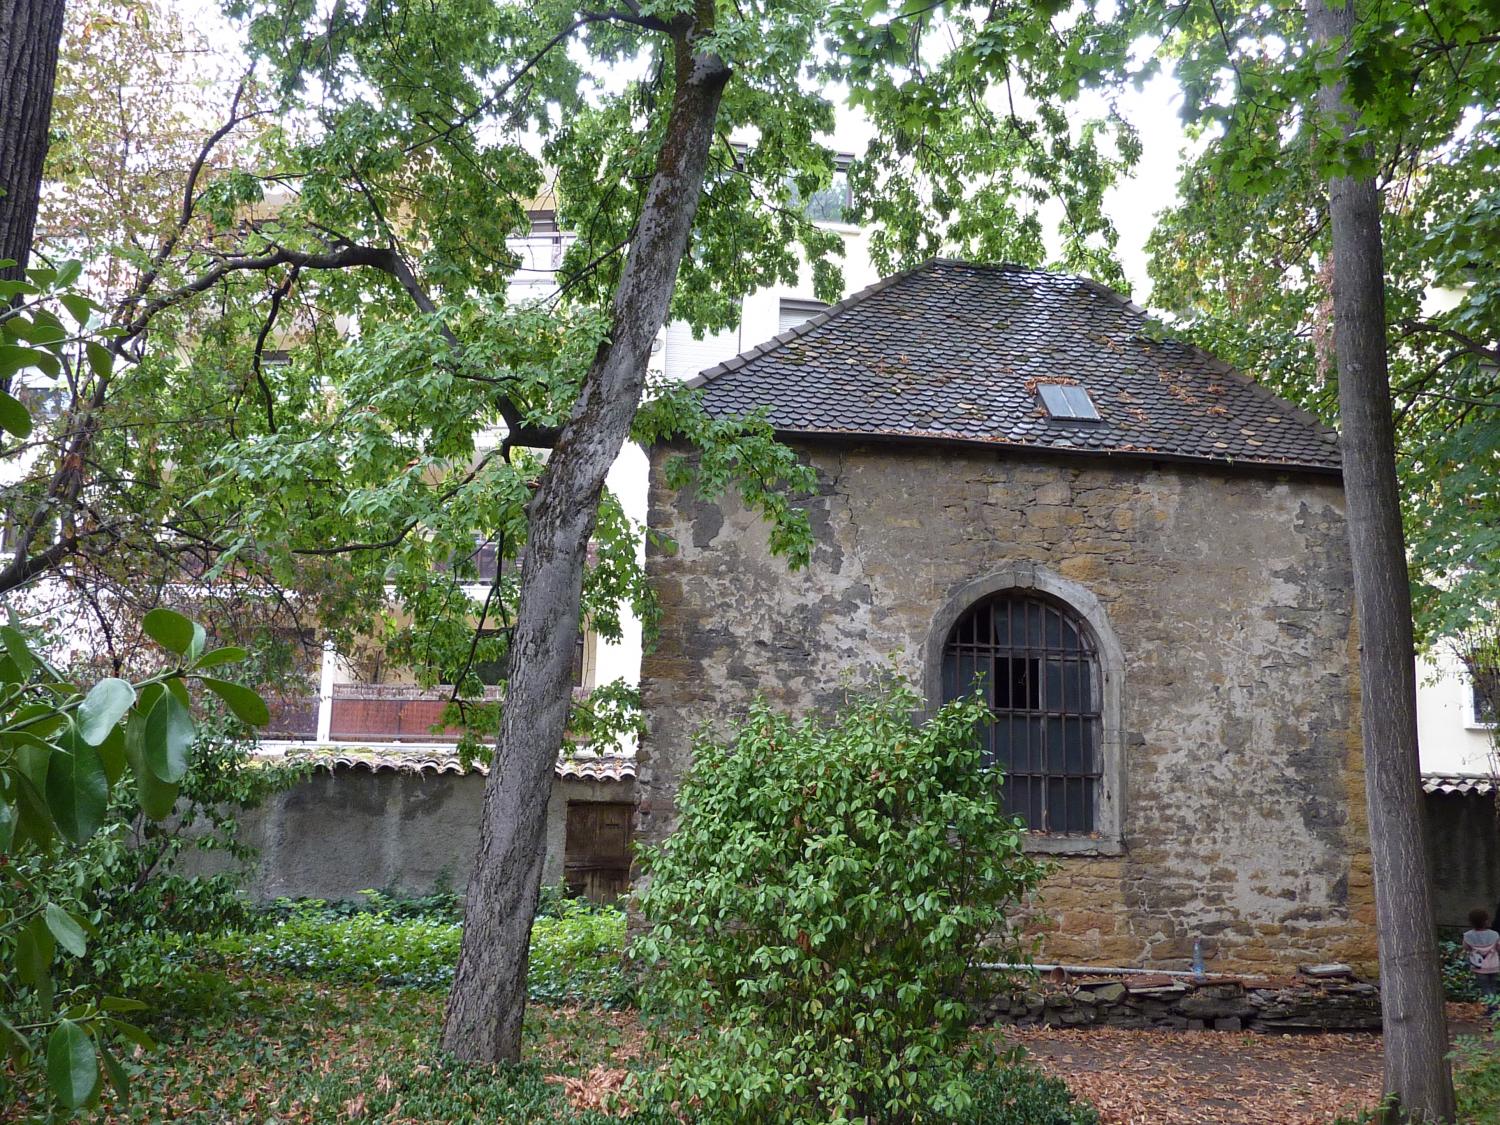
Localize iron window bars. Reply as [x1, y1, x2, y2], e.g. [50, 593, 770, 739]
[941, 592, 1101, 834]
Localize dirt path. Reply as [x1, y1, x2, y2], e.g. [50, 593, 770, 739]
[999, 1003, 1493, 1125]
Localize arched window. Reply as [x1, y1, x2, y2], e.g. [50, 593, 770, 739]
[941, 591, 1101, 835]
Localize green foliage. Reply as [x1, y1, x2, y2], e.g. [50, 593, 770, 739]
[216, 901, 463, 990]
[634, 679, 1050, 1124]
[8, 971, 670, 1123]
[0, 258, 114, 444]
[1440, 938, 1486, 1003]
[0, 609, 269, 1118]
[1452, 1016, 1500, 1125]
[217, 890, 629, 1004]
[524, 896, 632, 1008]
[956, 1064, 1099, 1125]
[1131, 0, 1500, 647]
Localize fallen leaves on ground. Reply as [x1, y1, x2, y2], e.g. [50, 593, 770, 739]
[547, 1064, 634, 1113]
[1001, 1024, 1383, 1125]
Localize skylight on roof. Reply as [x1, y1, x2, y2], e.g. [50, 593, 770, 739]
[1037, 383, 1102, 421]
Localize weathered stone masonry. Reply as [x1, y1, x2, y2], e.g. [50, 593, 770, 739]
[640, 439, 1377, 975]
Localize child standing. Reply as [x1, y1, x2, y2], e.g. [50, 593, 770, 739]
[1463, 908, 1500, 1000]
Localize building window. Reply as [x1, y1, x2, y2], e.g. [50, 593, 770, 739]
[1473, 680, 1498, 728]
[941, 591, 1101, 835]
[787, 156, 853, 223]
[459, 628, 587, 688]
[778, 298, 828, 335]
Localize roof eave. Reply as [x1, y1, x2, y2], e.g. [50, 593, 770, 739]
[768, 426, 1346, 479]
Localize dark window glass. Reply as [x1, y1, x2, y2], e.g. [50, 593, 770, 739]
[786, 158, 853, 223]
[1474, 682, 1498, 726]
[941, 592, 1101, 834]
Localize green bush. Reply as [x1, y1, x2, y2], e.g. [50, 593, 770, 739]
[1453, 1016, 1500, 1125]
[1440, 938, 1484, 1002]
[633, 680, 1054, 1124]
[528, 895, 633, 1006]
[958, 1064, 1098, 1125]
[218, 891, 630, 1003]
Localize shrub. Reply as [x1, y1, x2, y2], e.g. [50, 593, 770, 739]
[633, 680, 1052, 1124]
[218, 890, 629, 1002]
[1453, 1016, 1500, 1125]
[216, 900, 464, 988]
[1440, 938, 1484, 1002]
[958, 1064, 1099, 1125]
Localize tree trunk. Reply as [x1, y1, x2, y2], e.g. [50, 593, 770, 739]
[1306, 1, 1456, 1120]
[440, 31, 730, 1063]
[0, 0, 67, 285]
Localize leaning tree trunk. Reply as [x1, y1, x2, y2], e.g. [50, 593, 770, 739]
[0, 0, 66, 288]
[1306, 1, 1455, 1120]
[440, 29, 731, 1063]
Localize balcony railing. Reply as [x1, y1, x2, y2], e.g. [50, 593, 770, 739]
[328, 683, 502, 743]
[262, 681, 589, 746]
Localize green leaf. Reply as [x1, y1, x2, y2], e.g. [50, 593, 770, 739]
[0, 1012, 28, 1062]
[0, 343, 37, 377]
[55, 260, 83, 288]
[193, 645, 248, 669]
[60, 293, 94, 325]
[76, 677, 135, 745]
[100, 996, 148, 1013]
[124, 708, 179, 819]
[45, 742, 109, 845]
[199, 677, 271, 725]
[12, 772, 56, 850]
[97, 725, 127, 785]
[0, 625, 37, 678]
[142, 691, 194, 783]
[141, 608, 196, 655]
[102, 1018, 156, 1054]
[85, 339, 113, 379]
[17, 913, 56, 991]
[100, 1041, 130, 1106]
[45, 903, 88, 958]
[47, 1019, 99, 1109]
[0, 389, 32, 439]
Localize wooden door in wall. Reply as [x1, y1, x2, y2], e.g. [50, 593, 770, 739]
[564, 801, 634, 904]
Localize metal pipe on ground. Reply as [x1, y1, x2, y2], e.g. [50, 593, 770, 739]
[976, 961, 1274, 982]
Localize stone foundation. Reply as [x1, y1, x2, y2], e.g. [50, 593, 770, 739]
[978, 971, 1381, 1033]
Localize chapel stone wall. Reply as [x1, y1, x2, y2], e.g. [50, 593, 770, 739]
[640, 440, 1377, 975]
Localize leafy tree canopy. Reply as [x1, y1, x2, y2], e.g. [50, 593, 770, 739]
[10, 0, 1142, 725]
[1129, 0, 1500, 645]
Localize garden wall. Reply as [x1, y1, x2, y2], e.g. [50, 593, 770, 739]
[180, 760, 635, 903]
[1425, 789, 1500, 930]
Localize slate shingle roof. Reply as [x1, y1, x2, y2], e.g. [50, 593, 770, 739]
[691, 259, 1341, 473]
